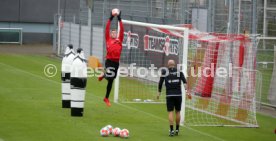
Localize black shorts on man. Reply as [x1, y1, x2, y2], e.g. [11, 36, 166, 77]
[105, 59, 119, 80]
[166, 96, 182, 112]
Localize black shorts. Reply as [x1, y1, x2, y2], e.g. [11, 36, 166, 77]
[105, 59, 119, 80]
[166, 96, 182, 112]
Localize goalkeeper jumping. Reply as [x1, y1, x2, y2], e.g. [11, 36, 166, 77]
[157, 60, 187, 136]
[98, 10, 124, 107]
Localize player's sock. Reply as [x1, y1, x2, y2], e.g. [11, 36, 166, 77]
[170, 125, 173, 132]
[174, 124, 179, 135]
[175, 125, 179, 136]
[176, 125, 179, 131]
[169, 125, 174, 136]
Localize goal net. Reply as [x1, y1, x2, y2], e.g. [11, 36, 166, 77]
[114, 20, 259, 127]
[185, 33, 260, 127]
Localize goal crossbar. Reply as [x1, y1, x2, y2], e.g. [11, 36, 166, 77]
[122, 20, 188, 32]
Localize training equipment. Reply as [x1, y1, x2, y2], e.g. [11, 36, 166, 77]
[70, 48, 87, 117]
[105, 125, 113, 134]
[112, 127, 121, 137]
[100, 127, 109, 137]
[114, 20, 260, 127]
[120, 129, 129, 138]
[61, 44, 75, 108]
[112, 8, 120, 16]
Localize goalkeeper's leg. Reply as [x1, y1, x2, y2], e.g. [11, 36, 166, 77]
[103, 79, 113, 107]
[102, 59, 119, 107]
[105, 79, 114, 99]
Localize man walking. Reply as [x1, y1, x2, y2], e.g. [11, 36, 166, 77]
[158, 60, 187, 136]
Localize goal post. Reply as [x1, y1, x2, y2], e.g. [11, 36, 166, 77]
[180, 25, 189, 125]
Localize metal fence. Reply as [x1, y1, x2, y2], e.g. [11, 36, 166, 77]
[53, 0, 276, 108]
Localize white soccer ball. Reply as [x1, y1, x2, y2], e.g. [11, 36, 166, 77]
[112, 8, 120, 16]
[100, 127, 109, 137]
[120, 129, 129, 138]
[105, 125, 113, 134]
[112, 127, 121, 137]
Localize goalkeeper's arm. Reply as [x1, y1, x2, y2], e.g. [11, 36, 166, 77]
[105, 12, 114, 42]
[117, 11, 124, 42]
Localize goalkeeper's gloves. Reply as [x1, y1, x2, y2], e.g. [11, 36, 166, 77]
[109, 12, 114, 21]
[117, 11, 122, 21]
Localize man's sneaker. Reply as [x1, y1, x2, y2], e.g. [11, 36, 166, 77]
[175, 130, 179, 136]
[103, 98, 111, 107]
[169, 130, 174, 137]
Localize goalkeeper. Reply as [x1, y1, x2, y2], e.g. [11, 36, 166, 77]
[98, 10, 124, 107]
[157, 60, 187, 136]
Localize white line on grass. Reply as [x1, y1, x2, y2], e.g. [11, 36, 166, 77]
[0, 62, 58, 84]
[0, 62, 225, 141]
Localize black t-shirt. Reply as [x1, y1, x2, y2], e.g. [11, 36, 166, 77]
[158, 67, 186, 96]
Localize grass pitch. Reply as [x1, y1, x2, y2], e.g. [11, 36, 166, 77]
[0, 54, 276, 141]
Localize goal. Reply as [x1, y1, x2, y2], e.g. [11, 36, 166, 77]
[114, 20, 259, 127]
[114, 20, 188, 126]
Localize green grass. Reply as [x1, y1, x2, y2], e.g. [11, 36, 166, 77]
[0, 54, 276, 141]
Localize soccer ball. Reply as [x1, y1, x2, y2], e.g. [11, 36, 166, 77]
[112, 127, 121, 137]
[105, 125, 113, 134]
[120, 129, 129, 138]
[112, 8, 120, 16]
[100, 127, 109, 137]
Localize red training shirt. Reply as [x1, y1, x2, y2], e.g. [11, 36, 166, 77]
[105, 19, 124, 62]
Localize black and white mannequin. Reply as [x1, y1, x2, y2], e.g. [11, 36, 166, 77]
[70, 48, 87, 117]
[61, 44, 75, 108]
